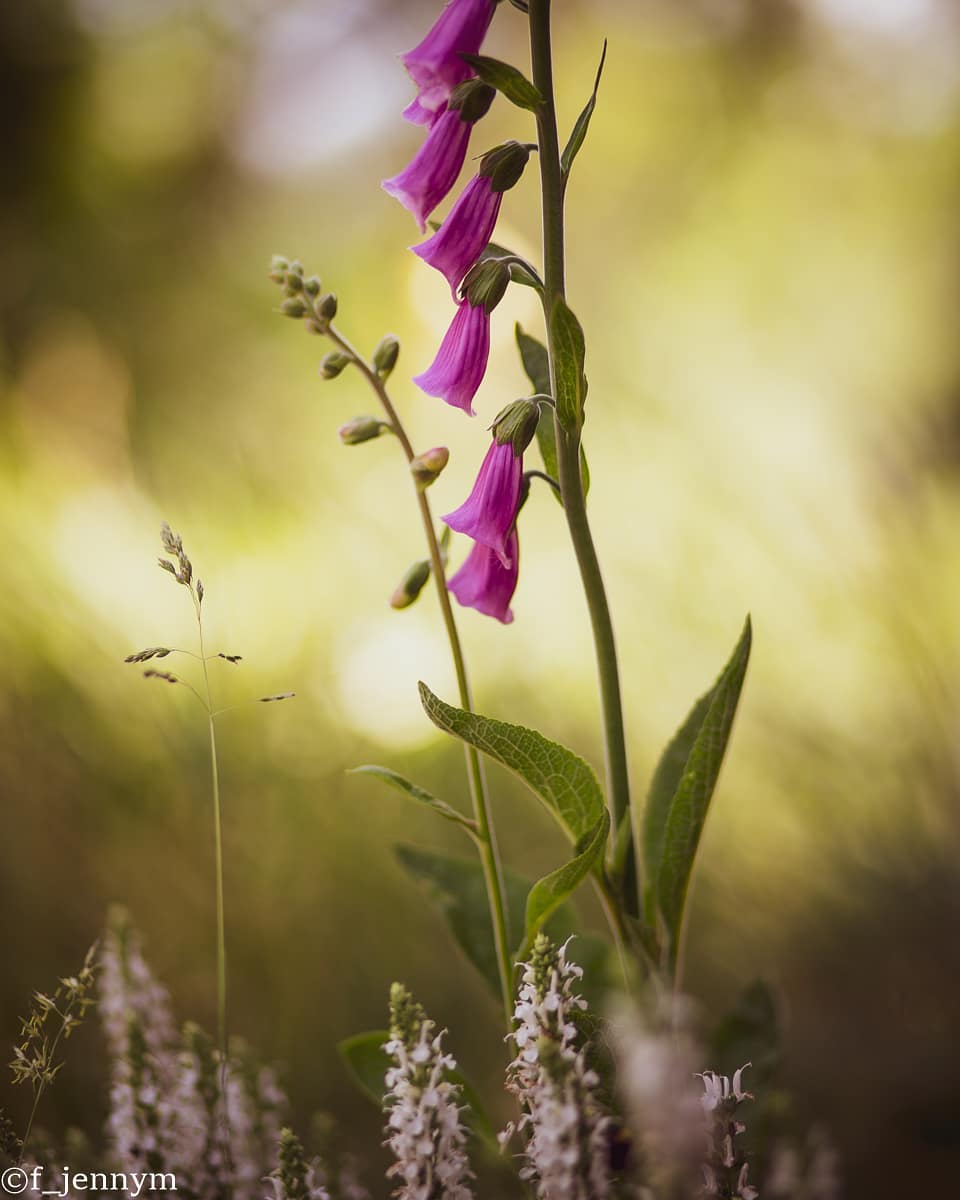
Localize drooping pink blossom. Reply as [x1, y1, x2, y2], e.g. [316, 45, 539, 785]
[401, 0, 494, 126]
[443, 439, 523, 567]
[383, 106, 470, 233]
[413, 297, 491, 416]
[448, 529, 519, 624]
[412, 174, 502, 296]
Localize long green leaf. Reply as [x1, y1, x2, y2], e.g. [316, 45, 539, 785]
[394, 844, 529, 996]
[657, 617, 752, 962]
[516, 323, 589, 498]
[460, 54, 542, 110]
[418, 683, 604, 842]
[524, 812, 610, 945]
[338, 1030, 498, 1150]
[641, 688, 715, 923]
[561, 39, 608, 186]
[349, 765, 477, 836]
[550, 298, 587, 432]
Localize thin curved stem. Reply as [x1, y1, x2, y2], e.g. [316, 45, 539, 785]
[325, 325, 515, 1030]
[528, 0, 635, 889]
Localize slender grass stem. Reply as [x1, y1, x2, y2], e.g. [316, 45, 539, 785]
[528, 0, 636, 897]
[193, 595, 232, 1170]
[324, 323, 515, 1030]
[17, 994, 80, 1164]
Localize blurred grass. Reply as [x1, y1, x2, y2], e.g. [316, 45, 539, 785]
[3, 0, 960, 1193]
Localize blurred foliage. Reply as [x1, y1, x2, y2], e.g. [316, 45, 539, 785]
[3, 0, 960, 1193]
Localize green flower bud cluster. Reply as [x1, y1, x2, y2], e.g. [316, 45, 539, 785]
[269, 256, 338, 333]
[388, 981, 426, 1048]
[274, 1128, 312, 1200]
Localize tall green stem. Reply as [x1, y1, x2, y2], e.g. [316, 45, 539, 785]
[326, 325, 515, 1030]
[528, 0, 633, 860]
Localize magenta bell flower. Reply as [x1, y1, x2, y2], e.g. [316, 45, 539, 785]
[383, 105, 472, 233]
[448, 528, 519, 624]
[443, 439, 523, 567]
[412, 174, 502, 296]
[401, 0, 494, 126]
[413, 297, 490, 416]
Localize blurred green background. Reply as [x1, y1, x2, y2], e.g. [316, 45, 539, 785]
[3, 0, 960, 1193]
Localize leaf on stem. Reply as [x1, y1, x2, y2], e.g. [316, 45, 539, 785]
[393, 844, 529, 996]
[523, 811, 610, 948]
[418, 683, 604, 843]
[560, 40, 608, 188]
[653, 617, 752, 967]
[549, 298, 588, 433]
[460, 53, 542, 110]
[516, 324, 590, 499]
[338, 1029, 499, 1151]
[349, 766, 478, 836]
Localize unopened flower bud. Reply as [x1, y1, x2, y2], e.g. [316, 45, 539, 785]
[320, 352, 351, 379]
[492, 397, 541, 455]
[390, 560, 431, 609]
[304, 275, 321, 296]
[279, 297, 308, 318]
[373, 334, 401, 379]
[410, 446, 450, 490]
[284, 273, 304, 294]
[449, 78, 496, 124]
[461, 258, 510, 314]
[318, 293, 338, 320]
[478, 140, 532, 193]
[288, 259, 304, 278]
[338, 416, 387, 445]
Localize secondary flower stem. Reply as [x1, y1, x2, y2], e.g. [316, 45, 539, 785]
[326, 324, 515, 1030]
[528, 0, 634, 880]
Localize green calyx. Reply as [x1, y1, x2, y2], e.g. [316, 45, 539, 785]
[492, 397, 541, 455]
[478, 140, 532, 193]
[449, 78, 496, 124]
[462, 258, 510, 314]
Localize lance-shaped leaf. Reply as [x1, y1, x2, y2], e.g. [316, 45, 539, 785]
[338, 1030, 497, 1151]
[349, 766, 478, 837]
[561, 40, 608, 188]
[418, 683, 604, 842]
[394, 844, 530, 996]
[516, 324, 589, 499]
[523, 811, 610, 949]
[550, 298, 587, 432]
[640, 688, 715, 924]
[460, 53, 542, 110]
[656, 617, 752, 964]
